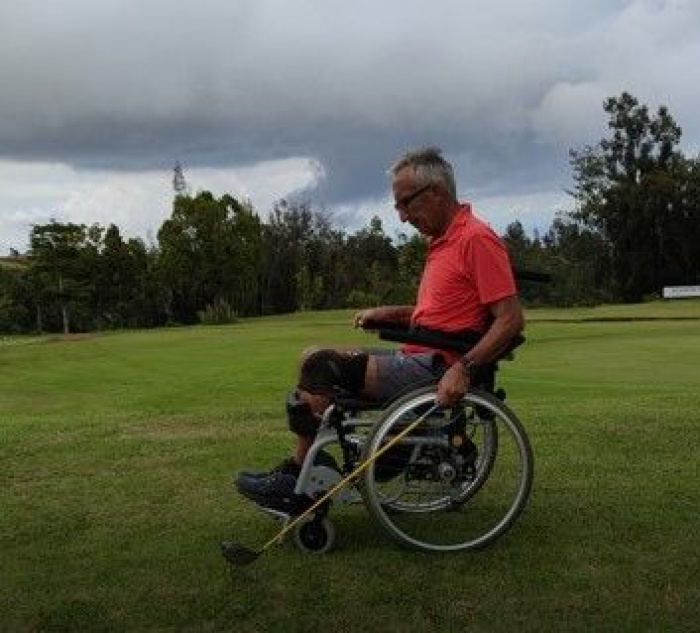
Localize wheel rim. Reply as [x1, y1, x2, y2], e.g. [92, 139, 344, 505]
[362, 388, 533, 552]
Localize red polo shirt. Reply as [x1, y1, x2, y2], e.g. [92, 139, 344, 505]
[405, 203, 516, 362]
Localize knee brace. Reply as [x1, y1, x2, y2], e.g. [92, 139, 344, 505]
[286, 391, 321, 436]
[298, 349, 369, 397]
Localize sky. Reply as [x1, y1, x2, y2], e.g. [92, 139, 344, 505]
[2, 0, 700, 254]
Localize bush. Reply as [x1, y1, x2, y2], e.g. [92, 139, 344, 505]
[197, 299, 239, 325]
[345, 289, 379, 309]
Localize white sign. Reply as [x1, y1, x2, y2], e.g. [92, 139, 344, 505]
[662, 285, 700, 299]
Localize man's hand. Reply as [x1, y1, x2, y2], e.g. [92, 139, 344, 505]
[353, 308, 381, 330]
[353, 305, 414, 330]
[436, 362, 469, 407]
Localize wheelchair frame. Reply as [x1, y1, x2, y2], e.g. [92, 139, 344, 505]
[243, 327, 534, 556]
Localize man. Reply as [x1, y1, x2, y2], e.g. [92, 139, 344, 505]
[235, 147, 524, 511]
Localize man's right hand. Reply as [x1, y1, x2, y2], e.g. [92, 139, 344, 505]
[353, 305, 414, 331]
[354, 308, 382, 330]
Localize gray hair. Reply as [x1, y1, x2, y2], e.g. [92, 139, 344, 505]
[388, 147, 457, 201]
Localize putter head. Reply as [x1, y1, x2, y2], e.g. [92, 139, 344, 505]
[221, 540, 260, 566]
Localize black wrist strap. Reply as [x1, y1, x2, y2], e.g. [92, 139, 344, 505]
[460, 357, 479, 379]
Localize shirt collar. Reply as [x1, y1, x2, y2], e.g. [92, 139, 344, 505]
[429, 203, 471, 248]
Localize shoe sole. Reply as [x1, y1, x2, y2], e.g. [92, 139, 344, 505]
[235, 482, 313, 515]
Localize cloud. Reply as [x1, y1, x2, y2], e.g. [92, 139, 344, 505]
[0, 158, 320, 253]
[531, 81, 609, 149]
[1, 0, 699, 253]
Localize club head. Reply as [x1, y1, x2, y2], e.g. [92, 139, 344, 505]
[221, 540, 261, 566]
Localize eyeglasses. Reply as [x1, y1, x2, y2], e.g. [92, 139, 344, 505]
[394, 184, 431, 211]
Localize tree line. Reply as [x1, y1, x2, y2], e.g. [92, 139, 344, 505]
[1, 92, 699, 334]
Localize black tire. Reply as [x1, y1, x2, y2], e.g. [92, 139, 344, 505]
[360, 386, 533, 552]
[292, 516, 335, 554]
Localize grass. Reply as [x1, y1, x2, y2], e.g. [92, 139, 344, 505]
[1, 301, 700, 632]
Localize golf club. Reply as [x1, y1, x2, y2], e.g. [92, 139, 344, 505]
[222, 401, 441, 566]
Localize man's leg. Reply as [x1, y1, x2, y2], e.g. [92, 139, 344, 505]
[291, 353, 380, 464]
[234, 348, 375, 511]
[234, 348, 444, 511]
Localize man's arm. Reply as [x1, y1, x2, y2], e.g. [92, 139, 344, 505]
[463, 295, 524, 367]
[354, 305, 414, 330]
[436, 295, 524, 406]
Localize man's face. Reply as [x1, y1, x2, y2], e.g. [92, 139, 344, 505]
[392, 167, 443, 237]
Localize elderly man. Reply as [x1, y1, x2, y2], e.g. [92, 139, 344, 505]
[235, 147, 524, 512]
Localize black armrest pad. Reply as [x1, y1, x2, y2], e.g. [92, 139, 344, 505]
[377, 327, 524, 358]
[514, 268, 553, 283]
[378, 328, 474, 353]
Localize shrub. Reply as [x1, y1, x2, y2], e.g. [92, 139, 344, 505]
[197, 299, 239, 325]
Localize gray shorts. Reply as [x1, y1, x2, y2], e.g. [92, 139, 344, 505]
[369, 348, 446, 402]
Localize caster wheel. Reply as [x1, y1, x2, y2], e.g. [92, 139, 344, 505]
[292, 517, 335, 554]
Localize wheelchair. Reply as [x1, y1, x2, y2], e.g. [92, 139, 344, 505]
[234, 324, 534, 557]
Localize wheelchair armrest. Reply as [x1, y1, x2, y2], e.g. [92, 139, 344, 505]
[377, 326, 525, 361]
[378, 327, 474, 353]
[513, 268, 553, 284]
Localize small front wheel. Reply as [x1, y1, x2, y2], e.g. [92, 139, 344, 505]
[292, 516, 336, 554]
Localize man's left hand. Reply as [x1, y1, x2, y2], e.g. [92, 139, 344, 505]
[436, 362, 469, 407]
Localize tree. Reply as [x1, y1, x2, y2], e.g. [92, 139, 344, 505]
[569, 92, 687, 301]
[343, 216, 398, 306]
[395, 231, 426, 304]
[157, 191, 262, 323]
[541, 216, 612, 306]
[93, 224, 154, 328]
[295, 210, 347, 311]
[0, 263, 32, 333]
[503, 221, 549, 305]
[29, 221, 93, 333]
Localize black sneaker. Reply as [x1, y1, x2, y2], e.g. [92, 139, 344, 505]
[234, 451, 339, 513]
[236, 450, 338, 480]
[237, 457, 301, 480]
[235, 470, 300, 512]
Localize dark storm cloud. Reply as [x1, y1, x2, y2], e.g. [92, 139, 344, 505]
[1, 0, 699, 206]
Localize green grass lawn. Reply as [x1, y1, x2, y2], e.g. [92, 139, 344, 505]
[1, 302, 699, 632]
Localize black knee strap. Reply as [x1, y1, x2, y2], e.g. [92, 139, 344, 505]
[298, 350, 368, 397]
[286, 391, 320, 436]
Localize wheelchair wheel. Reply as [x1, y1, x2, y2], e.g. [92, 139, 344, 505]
[360, 385, 533, 552]
[292, 516, 335, 554]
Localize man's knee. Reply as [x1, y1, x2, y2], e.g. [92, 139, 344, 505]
[298, 349, 369, 397]
[299, 345, 322, 363]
